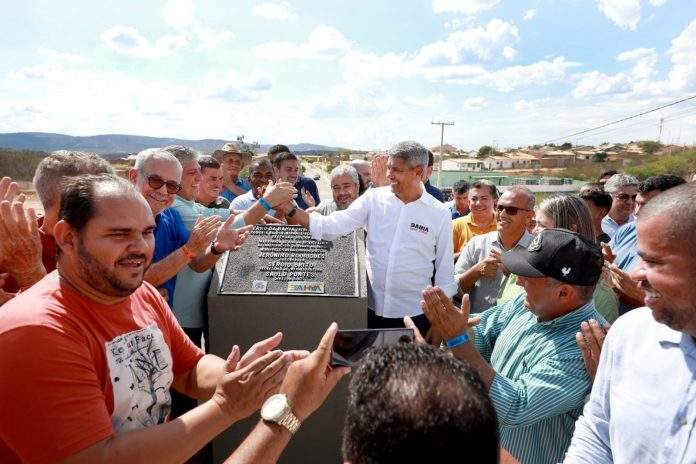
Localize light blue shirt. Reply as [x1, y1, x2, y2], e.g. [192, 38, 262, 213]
[609, 222, 639, 272]
[169, 196, 244, 328]
[601, 214, 634, 240]
[564, 307, 696, 463]
[475, 294, 604, 464]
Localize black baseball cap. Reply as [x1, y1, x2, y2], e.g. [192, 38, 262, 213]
[501, 228, 603, 286]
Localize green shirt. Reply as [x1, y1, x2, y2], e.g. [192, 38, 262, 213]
[474, 293, 604, 464]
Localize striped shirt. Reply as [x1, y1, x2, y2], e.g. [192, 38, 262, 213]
[474, 293, 604, 464]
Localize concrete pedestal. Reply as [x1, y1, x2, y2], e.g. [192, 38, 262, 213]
[207, 230, 367, 463]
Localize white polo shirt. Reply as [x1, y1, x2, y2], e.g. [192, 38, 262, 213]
[309, 185, 456, 318]
[229, 189, 276, 215]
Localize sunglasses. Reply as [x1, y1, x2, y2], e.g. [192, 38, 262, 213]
[496, 204, 530, 216]
[615, 193, 637, 202]
[145, 174, 182, 194]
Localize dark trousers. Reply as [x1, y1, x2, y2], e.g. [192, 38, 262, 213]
[368, 308, 431, 337]
[171, 327, 211, 464]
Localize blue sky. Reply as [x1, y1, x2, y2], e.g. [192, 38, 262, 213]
[1, 0, 695, 150]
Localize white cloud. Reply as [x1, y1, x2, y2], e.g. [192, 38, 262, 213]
[206, 72, 273, 102]
[463, 96, 488, 109]
[102, 0, 232, 58]
[573, 71, 632, 98]
[415, 19, 519, 66]
[253, 2, 296, 20]
[403, 94, 445, 108]
[502, 46, 517, 60]
[596, 0, 669, 30]
[101, 26, 187, 58]
[667, 19, 696, 90]
[38, 48, 86, 63]
[617, 47, 657, 80]
[523, 9, 537, 21]
[469, 57, 582, 92]
[254, 25, 351, 60]
[309, 85, 396, 119]
[432, 0, 500, 16]
[8, 64, 59, 80]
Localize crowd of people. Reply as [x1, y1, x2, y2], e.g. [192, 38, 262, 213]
[0, 140, 694, 463]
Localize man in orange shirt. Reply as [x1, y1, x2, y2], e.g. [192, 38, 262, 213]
[452, 179, 498, 261]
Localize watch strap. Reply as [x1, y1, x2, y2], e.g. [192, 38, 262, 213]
[210, 241, 223, 255]
[278, 411, 301, 434]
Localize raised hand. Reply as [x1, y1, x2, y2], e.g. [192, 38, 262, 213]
[263, 181, 296, 208]
[186, 215, 222, 255]
[370, 155, 389, 187]
[601, 243, 615, 264]
[300, 188, 315, 208]
[279, 323, 351, 421]
[214, 216, 253, 252]
[576, 319, 610, 381]
[421, 287, 480, 342]
[0, 200, 45, 289]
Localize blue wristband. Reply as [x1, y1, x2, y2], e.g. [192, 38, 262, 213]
[445, 332, 470, 349]
[258, 197, 272, 211]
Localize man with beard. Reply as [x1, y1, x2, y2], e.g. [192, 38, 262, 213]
[564, 182, 696, 463]
[0, 174, 301, 463]
[308, 165, 360, 215]
[282, 141, 455, 334]
[230, 159, 283, 218]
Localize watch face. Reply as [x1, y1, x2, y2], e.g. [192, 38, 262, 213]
[262, 394, 288, 421]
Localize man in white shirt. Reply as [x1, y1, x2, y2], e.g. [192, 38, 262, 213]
[564, 182, 696, 463]
[230, 159, 278, 217]
[282, 141, 456, 334]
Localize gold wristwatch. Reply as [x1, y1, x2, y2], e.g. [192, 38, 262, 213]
[260, 394, 302, 434]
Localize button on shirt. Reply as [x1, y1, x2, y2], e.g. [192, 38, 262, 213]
[601, 214, 635, 240]
[564, 307, 696, 464]
[308, 185, 456, 318]
[475, 294, 603, 464]
[454, 230, 533, 313]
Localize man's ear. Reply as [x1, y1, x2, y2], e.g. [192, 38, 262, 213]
[414, 165, 424, 179]
[128, 168, 138, 184]
[53, 220, 77, 254]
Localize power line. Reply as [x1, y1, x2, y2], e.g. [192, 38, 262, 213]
[544, 94, 696, 144]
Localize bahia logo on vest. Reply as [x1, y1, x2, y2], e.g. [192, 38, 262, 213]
[410, 222, 429, 234]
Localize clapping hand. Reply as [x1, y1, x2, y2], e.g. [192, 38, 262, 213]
[370, 155, 389, 187]
[576, 319, 610, 380]
[300, 188, 315, 208]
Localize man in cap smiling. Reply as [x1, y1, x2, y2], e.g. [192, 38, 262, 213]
[419, 228, 605, 464]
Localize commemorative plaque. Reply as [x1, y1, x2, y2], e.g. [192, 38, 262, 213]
[208, 224, 367, 464]
[218, 224, 358, 297]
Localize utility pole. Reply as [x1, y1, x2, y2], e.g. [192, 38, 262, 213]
[658, 117, 664, 143]
[431, 120, 454, 188]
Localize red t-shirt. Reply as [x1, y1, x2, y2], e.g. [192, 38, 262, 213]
[0, 271, 204, 463]
[3, 216, 57, 293]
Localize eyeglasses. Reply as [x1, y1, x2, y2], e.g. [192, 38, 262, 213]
[496, 204, 531, 216]
[145, 174, 182, 194]
[614, 193, 637, 202]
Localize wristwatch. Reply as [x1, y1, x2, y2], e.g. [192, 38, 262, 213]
[260, 393, 301, 434]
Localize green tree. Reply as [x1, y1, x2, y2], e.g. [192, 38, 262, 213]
[638, 140, 663, 155]
[560, 142, 572, 150]
[592, 152, 608, 162]
[478, 145, 497, 158]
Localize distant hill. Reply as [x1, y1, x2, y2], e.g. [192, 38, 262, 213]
[0, 132, 342, 156]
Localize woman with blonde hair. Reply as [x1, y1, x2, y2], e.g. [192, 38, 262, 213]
[497, 194, 619, 323]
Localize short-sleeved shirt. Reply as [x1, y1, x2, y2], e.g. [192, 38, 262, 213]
[316, 200, 339, 216]
[221, 178, 252, 201]
[609, 221, 639, 272]
[294, 176, 320, 209]
[154, 208, 190, 306]
[474, 294, 603, 464]
[0, 272, 204, 463]
[424, 180, 445, 203]
[454, 230, 532, 313]
[452, 213, 497, 252]
[3, 216, 57, 293]
[229, 190, 277, 216]
[445, 200, 468, 220]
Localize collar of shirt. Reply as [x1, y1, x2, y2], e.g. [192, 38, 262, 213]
[492, 230, 533, 251]
[537, 299, 598, 327]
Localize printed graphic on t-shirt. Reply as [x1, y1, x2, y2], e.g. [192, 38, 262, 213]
[106, 323, 174, 432]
